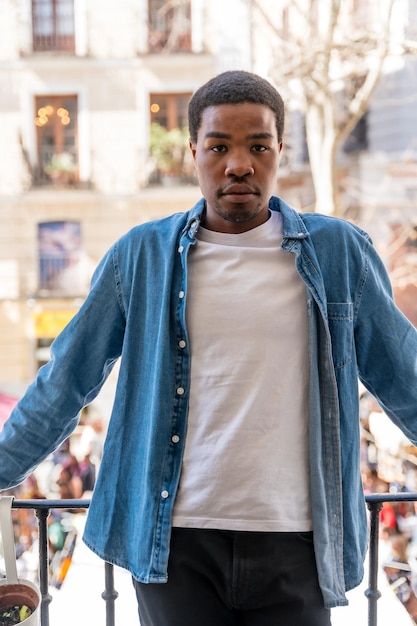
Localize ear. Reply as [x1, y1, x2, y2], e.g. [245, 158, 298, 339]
[189, 139, 197, 160]
[277, 142, 284, 169]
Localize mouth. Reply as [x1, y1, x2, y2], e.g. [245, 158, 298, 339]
[220, 185, 258, 202]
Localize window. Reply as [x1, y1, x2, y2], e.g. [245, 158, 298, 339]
[343, 113, 368, 154]
[32, 0, 75, 52]
[149, 92, 195, 184]
[34, 95, 78, 185]
[148, 0, 192, 53]
[150, 92, 191, 130]
[343, 77, 368, 154]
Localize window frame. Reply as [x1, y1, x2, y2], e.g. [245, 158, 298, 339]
[148, 0, 192, 53]
[34, 94, 79, 186]
[32, 0, 75, 53]
[149, 92, 192, 131]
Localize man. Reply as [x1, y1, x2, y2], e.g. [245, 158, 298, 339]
[1, 70, 417, 625]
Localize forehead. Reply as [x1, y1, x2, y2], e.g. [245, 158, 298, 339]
[198, 103, 277, 139]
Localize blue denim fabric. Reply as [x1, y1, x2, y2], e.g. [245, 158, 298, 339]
[1, 196, 416, 608]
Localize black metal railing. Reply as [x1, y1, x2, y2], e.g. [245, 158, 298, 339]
[6, 494, 417, 625]
[366, 492, 417, 626]
[8, 499, 118, 626]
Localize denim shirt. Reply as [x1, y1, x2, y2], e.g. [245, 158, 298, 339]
[1, 196, 417, 608]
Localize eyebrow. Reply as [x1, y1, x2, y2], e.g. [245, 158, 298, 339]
[204, 131, 275, 140]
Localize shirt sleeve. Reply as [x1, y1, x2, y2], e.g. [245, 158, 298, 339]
[0, 245, 125, 490]
[355, 237, 417, 444]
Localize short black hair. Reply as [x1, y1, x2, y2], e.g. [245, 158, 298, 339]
[188, 70, 285, 143]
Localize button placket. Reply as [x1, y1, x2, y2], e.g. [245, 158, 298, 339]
[163, 237, 189, 517]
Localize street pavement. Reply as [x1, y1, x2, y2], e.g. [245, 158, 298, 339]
[47, 514, 137, 625]
[332, 563, 415, 626]
[45, 514, 414, 626]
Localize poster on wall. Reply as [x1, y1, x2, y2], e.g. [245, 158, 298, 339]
[38, 221, 83, 292]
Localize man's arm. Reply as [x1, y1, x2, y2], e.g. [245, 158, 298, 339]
[0, 245, 126, 490]
[355, 238, 417, 442]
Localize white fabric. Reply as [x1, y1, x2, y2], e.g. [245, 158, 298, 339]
[172, 211, 312, 531]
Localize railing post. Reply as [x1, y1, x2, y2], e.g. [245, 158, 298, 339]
[365, 498, 383, 626]
[35, 507, 52, 626]
[102, 561, 119, 626]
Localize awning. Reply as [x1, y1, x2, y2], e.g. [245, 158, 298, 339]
[0, 392, 19, 429]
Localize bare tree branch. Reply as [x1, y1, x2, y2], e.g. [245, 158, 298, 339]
[250, 0, 415, 215]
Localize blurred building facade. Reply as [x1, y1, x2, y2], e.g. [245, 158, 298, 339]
[0, 0, 251, 402]
[0, 0, 416, 411]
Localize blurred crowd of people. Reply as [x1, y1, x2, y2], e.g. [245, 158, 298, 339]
[0, 411, 104, 584]
[361, 391, 417, 622]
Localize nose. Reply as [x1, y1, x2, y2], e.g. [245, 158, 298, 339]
[224, 150, 255, 178]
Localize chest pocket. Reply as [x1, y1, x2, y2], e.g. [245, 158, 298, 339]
[327, 302, 354, 369]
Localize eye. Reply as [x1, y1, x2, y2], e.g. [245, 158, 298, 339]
[210, 144, 227, 153]
[251, 144, 267, 152]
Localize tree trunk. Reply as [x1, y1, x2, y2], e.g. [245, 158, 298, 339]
[305, 99, 341, 216]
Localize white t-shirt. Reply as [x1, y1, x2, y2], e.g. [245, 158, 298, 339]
[172, 210, 312, 532]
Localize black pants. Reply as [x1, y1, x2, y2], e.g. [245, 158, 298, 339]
[133, 528, 331, 626]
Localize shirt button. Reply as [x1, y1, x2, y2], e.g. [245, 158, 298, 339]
[179, 291, 185, 299]
[161, 490, 169, 499]
[178, 340, 186, 348]
[176, 387, 185, 395]
[178, 245, 184, 253]
[172, 435, 180, 444]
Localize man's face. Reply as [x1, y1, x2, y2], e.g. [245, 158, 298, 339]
[190, 102, 283, 234]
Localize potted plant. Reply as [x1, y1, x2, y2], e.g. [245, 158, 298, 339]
[149, 123, 191, 185]
[0, 498, 41, 625]
[44, 152, 77, 185]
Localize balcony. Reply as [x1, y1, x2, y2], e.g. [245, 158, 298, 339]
[2, 494, 417, 625]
